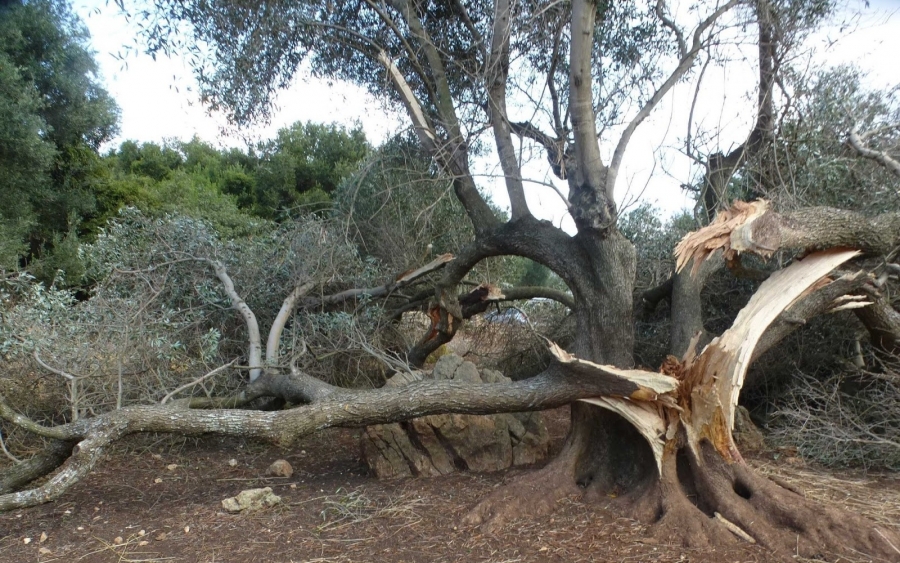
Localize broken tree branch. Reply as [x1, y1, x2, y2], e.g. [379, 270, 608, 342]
[682, 249, 861, 458]
[0, 340, 678, 511]
[676, 200, 900, 273]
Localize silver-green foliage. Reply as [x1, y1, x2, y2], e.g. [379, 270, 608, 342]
[1, 206, 389, 425]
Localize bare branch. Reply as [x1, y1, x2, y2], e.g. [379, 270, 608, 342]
[208, 260, 263, 382]
[848, 129, 900, 178]
[33, 351, 75, 381]
[607, 0, 740, 195]
[267, 280, 315, 365]
[510, 121, 567, 179]
[655, 0, 686, 58]
[160, 360, 238, 405]
[0, 440, 75, 495]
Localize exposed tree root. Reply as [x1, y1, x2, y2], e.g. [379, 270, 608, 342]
[464, 406, 900, 562]
[656, 441, 900, 561]
[461, 445, 581, 534]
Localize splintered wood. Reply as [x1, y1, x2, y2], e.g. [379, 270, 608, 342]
[546, 342, 679, 472]
[683, 248, 861, 456]
[546, 342, 678, 397]
[674, 200, 770, 275]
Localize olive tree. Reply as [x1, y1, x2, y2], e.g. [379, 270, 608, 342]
[2, 0, 900, 560]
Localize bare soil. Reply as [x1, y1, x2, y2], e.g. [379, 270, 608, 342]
[1, 407, 898, 563]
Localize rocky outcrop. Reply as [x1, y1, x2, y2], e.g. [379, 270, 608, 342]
[361, 355, 551, 479]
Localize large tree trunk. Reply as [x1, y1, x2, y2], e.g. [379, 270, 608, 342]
[463, 229, 651, 529]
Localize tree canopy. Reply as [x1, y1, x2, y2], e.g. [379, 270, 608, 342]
[0, 0, 119, 274]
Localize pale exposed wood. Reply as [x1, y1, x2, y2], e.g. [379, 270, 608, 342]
[678, 201, 900, 262]
[675, 200, 770, 274]
[684, 249, 861, 453]
[546, 341, 679, 396]
[377, 50, 438, 145]
[579, 397, 667, 472]
[714, 512, 756, 543]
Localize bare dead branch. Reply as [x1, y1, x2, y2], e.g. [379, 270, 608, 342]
[160, 360, 238, 404]
[848, 129, 900, 178]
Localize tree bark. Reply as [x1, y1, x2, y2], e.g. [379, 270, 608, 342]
[854, 292, 900, 356]
[0, 355, 676, 511]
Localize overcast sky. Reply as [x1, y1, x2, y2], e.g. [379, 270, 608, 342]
[72, 0, 900, 228]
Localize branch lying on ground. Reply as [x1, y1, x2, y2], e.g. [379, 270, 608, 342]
[0, 344, 676, 511]
[0, 440, 76, 495]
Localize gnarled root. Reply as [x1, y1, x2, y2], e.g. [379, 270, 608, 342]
[644, 441, 900, 561]
[464, 405, 900, 561]
[463, 405, 655, 533]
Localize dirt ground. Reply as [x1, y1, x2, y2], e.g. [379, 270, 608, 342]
[1, 407, 898, 563]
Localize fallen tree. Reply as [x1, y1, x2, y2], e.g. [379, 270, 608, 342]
[3, 0, 900, 560]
